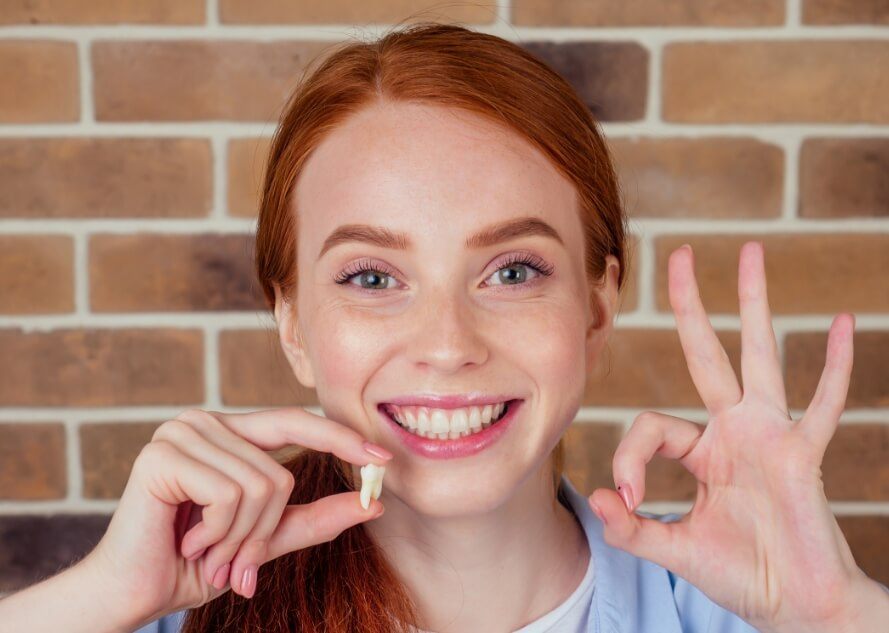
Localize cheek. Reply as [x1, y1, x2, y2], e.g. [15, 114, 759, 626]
[511, 302, 588, 384]
[308, 309, 387, 399]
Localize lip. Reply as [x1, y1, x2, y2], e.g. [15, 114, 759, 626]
[377, 398, 523, 459]
[380, 392, 520, 409]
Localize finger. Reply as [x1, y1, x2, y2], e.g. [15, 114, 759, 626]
[200, 407, 392, 467]
[589, 487, 691, 578]
[136, 439, 240, 562]
[176, 410, 298, 599]
[738, 241, 788, 412]
[612, 411, 706, 512]
[264, 491, 384, 564]
[668, 245, 742, 416]
[799, 313, 855, 457]
[150, 420, 272, 590]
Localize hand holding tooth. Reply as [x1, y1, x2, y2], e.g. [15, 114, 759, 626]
[73, 406, 393, 630]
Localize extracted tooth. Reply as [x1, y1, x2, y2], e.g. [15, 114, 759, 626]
[359, 462, 386, 510]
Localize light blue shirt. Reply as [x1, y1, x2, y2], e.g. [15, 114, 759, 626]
[137, 473, 888, 632]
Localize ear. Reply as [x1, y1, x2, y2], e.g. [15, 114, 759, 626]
[584, 254, 620, 369]
[273, 283, 316, 389]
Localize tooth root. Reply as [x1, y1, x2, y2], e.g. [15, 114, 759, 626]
[360, 484, 372, 510]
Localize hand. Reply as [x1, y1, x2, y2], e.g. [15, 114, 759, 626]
[82, 407, 391, 629]
[587, 241, 880, 631]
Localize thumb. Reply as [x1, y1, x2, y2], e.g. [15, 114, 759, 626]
[589, 488, 689, 577]
[265, 491, 383, 563]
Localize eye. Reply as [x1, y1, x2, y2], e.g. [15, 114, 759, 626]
[485, 252, 554, 288]
[334, 258, 399, 291]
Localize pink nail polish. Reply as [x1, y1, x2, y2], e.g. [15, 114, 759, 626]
[589, 499, 607, 525]
[242, 564, 258, 598]
[363, 441, 393, 460]
[212, 562, 231, 590]
[617, 483, 635, 512]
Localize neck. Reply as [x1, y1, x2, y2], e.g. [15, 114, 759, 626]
[364, 467, 591, 632]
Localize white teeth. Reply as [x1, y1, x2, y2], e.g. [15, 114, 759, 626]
[387, 401, 511, 440]
[430, 409, 450, 435]
[359, 462, 385, 510]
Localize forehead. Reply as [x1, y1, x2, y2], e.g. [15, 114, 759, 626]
[293, 100, 582, 257]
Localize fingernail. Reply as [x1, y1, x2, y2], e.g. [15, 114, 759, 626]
[617, 482, 635, 512]
[241, 564, 258, 598]
[589, 499, 607, 525]
[363, 441, 393, 461]
[212, 562, 231, 590]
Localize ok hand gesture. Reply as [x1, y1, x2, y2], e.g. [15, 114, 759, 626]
[588, 241, 888, 632]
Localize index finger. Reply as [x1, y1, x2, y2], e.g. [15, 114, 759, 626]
[202, 407, 393, 467]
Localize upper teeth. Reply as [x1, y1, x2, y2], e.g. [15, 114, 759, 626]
[385, 402, 509, 440]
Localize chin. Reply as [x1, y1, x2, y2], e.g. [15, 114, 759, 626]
[383, 466, 525, 519]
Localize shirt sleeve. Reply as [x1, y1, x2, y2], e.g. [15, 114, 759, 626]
[132, 609, 187, 633]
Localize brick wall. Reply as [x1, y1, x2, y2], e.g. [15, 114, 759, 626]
[1, 0, 887, 597]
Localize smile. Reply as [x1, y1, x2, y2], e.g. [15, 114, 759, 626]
[380, 401, 512, 440]
[377, 398, 523, 459]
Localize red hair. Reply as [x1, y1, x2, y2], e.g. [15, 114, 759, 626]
[182, 20, 630, 632]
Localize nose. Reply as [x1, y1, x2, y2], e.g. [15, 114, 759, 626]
[404, 289, 489, 373]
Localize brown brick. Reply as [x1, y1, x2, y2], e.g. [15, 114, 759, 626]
[786, 330, 888, 409]
[514, 0, 783, 26]
[0, 423, 66, 500]
[0, 514, 110, 592]
[799, 138, 889, 219]
[836, 516, 889, 586]
[0, 235, 74, 314]
[653, 235, 889, 314]
[0, 0, 204, 24]
[0, 138, 211, 218]
[80, 422, 160, 499]
[0, 40, 78, 123]
[219, 0, 495, 24]
[584, 328, 743, 408]
[618, 234, 640, 314]
[89, 233, 265, 312]
[520, 41, 647, 122]
[227, 137, 272, 217]
[663, 41, 889, 123]
[0, 328, 203, 406]
[610, 137, 783, 219]
[562, 420, 624, 497]
[564, 417, 700, 501]
[822, 423, 889, 501]
[803, 0, 889, 25]
[219, 329, 318, 407]
[92, 40, 332, 122]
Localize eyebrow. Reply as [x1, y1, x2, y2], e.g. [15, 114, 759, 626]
[317, 216, 564, 260]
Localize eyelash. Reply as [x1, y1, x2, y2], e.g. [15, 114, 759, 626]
[333, 252, 555, 292]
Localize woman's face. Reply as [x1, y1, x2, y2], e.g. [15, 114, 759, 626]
[277, 100, 619, 517]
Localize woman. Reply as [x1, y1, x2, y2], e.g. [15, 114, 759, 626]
[3, 22, 887, 633]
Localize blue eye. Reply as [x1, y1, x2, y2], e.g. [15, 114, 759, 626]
[485, 253, 554, 287]
[333, 253, 554, 292]
[333, 258, 399, 291]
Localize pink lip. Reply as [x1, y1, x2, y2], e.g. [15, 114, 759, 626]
[378, 398, 523, 459]
[380, 392, 520, 409]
